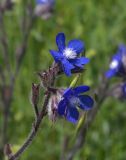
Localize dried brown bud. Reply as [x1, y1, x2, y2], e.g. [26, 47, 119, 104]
[31, 83, 40, 117]
[38, 63, 60, 88]
[1, 86, 11, 105]
[5, 0, 14, 10]
[47, 88, 64, 122]
[108, 83, 126, 100]
[34, 3, 54, 20]
[4, 144, 13, 159]
[31, 83, 40, 106]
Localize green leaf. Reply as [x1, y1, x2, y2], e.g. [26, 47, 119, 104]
[75, 111, 87, 134]
[69, 74, 81, 88]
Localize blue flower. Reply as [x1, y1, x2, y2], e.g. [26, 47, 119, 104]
[58, 85, 94, 124]
[106, 44, 126, 78]
[36, 0, 54, 5]
[50, 33, 89, 76]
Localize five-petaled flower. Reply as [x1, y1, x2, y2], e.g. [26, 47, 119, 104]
[58, 85, 94, 124]
[50, 33, 89, 76]
[106, 44, 126, 78]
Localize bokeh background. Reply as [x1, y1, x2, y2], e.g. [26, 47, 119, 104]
[0, 0, 126, 159]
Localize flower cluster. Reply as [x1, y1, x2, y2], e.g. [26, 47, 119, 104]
[106, 44, 126, 78]
[50, 33, 89, 76]
[47, 33, 94, 123]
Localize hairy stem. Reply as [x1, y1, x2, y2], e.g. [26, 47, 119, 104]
[6, 63, 59, 160]
[9, 92, 50, 160]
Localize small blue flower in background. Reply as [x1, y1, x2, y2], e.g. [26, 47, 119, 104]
[36, 0, 54, 5]
[58, 85, 94, 124]
[50, 33, 89, 76]
[122, 83, 126, 98]
[35, 0, 55, 20]
[106, 44, 126, 78]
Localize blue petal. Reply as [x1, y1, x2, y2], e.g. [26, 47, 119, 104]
[63, 88, 73, 98]
[79, 95, 94, 110]
[112, 53, 122, 61]
[49, 50, 63, 62]
[36, 0, 45, 4]
[58, 99, 67, 116]
[69, 57, 89, 68]
[122, 83, 126, 97]
[36, 0, 48, 4]
[105, 69, 116, 78]
[118, 44, 126, 54]
[56, 33, 66, 52]
[73, 85, 90, 94]
[68, 39, 84, 54]
[36, 0, 55, 5]
[62, 59, 75, 76]
[66, 107, 79, 124]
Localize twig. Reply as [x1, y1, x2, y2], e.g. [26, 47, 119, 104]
[0, 64, 5, 84]
[0, 3, 35, 158]
[11, 5, 35, 87]
[6, 63, 60, 160]
[8, 92, 50, 160]
[0, 11, 11, 76]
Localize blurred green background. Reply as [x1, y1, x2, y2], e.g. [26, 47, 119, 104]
[1, 0, 126, 159]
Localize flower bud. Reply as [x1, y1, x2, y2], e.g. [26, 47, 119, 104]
[109, 83, 126, 100]
[31, 83, 40, 106]
[4, 144, 13, 159]
[31, 83, 40, 117]
[38, 64, 60, 88]
[34, 0, 55, 20]
[47, 88, 64, 122]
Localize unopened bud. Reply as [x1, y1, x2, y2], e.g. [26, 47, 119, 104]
[109, 83, 126, 100]
[34, 0, 55, 20]
[5, 0, 14, 10]
[2, 86, 11, 105]
[31, 83, 40, 117]
[48, 88, 64, 122]
[31, 83, 40, 106]
[38, 64, 60, 88]
[4, 144, 13, 159]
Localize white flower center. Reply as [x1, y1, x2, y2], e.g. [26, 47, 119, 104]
[110, 60, 118, 69]
[63, 48, 77, 59]
[69, 96, 80, 106]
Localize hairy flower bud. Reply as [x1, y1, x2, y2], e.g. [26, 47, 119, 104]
[5, 0, 14, 10]
[31, 83, 40, 106]
[109, 83, 126, 100]
[4, 144, 13, 159]
[31, 83, 40, 117]
[34, 0, 55, 20]
[1, 86, 11, 106]
[47, 88, 64, 122]
[38, 64, 60, 88]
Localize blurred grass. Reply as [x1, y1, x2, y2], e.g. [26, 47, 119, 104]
[1, 0, 126, 159]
